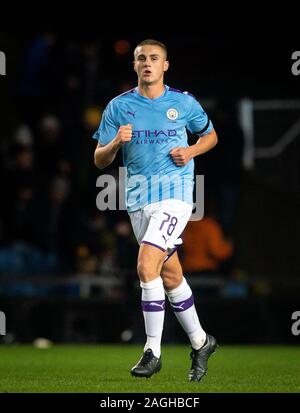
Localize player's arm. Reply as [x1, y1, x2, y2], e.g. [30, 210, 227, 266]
[170, 129, 218, 166]
[94, 124, 132, 169]
[188, 128, 218, 157]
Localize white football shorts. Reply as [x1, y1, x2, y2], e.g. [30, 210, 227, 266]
[129, 199, 193, 256]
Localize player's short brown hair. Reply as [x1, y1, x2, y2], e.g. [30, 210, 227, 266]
[134, 39, 167, 59]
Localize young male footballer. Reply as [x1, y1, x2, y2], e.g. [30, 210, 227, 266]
[93, 39, 218, 381]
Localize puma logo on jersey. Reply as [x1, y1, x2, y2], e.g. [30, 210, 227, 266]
[126, 110, 136, 118]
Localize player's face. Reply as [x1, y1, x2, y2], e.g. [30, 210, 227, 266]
[134, 45, 169, 85]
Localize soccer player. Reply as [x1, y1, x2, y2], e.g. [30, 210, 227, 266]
[93, 39, 218, 381]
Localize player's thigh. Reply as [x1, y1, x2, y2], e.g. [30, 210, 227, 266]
[128, 209, 149, 245]
[161, 251, 183, 290]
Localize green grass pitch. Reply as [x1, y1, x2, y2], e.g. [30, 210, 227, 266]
[0, 344, 299, 393]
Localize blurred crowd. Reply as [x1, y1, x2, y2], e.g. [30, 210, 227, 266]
[0, 32, 139, 281]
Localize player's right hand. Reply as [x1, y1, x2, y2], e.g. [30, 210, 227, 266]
[115, 124, 133, 146]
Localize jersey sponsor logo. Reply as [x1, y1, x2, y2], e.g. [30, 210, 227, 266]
[166, 108, 179, 120]
[134, 138, 171, 145]
[132, 129, 176, 138]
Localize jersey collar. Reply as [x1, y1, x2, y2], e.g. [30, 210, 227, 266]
[134, 85, 169, 102]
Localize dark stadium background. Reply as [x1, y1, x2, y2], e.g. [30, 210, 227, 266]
[0, 11, 299, 347]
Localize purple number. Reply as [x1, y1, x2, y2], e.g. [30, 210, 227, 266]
[167, 216, 178, 236]
[159, 213, 178, 236]
[159, 212, 171, 230]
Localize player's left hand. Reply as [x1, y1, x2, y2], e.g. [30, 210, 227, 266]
[170, 147, 191, 166]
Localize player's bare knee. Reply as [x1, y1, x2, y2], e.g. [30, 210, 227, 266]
[137, 260, 158, 281]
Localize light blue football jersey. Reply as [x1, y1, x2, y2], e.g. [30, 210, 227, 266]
[93, 85, 213, 212]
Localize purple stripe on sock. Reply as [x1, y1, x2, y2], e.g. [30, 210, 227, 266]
[142, 300, 165, 312]
[170, 295, 194, 312]
[141, 240, 166, 252]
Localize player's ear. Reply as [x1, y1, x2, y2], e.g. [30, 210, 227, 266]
[163, 60, 169, 72]
[133, 60, 137, 73]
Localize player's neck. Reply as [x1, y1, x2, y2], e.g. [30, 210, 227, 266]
[137, 82, 165, 99]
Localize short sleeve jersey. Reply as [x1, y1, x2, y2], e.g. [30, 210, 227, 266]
[93, 85, 213, 212]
